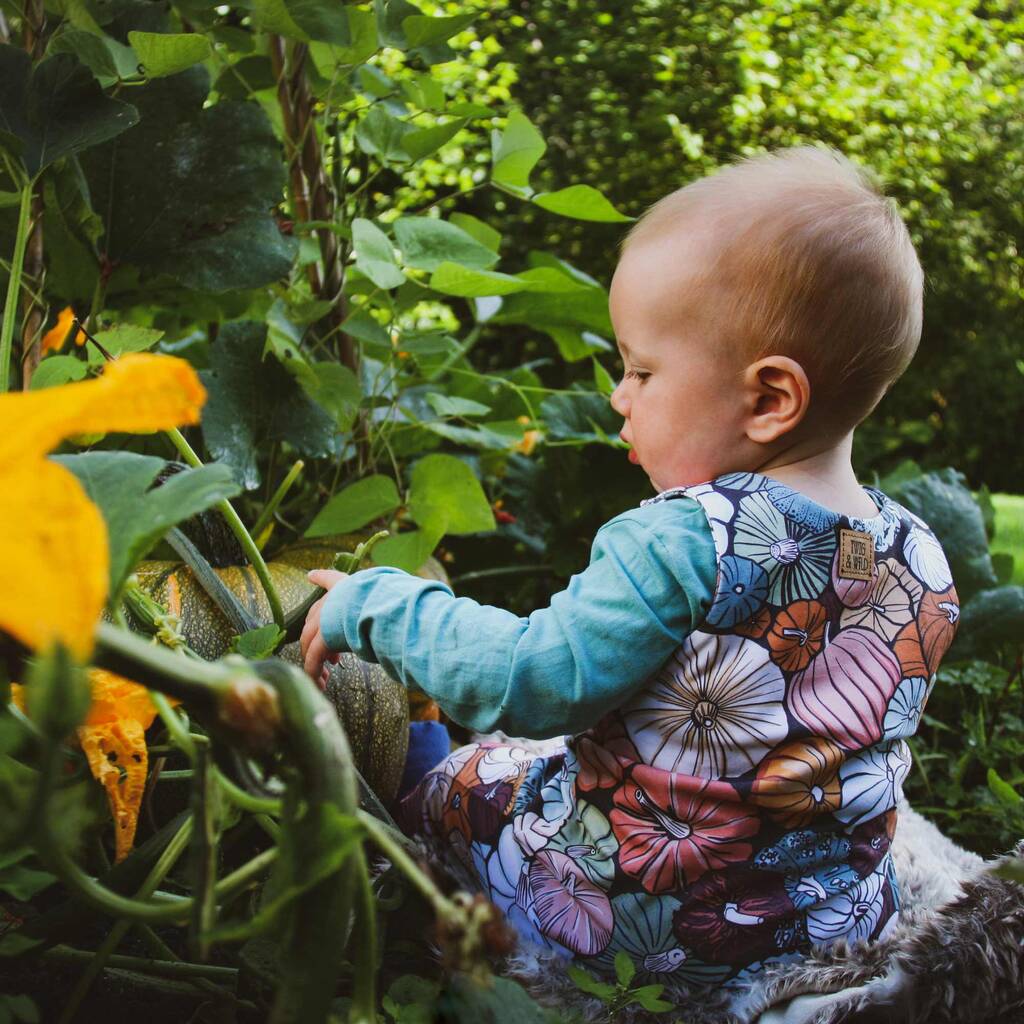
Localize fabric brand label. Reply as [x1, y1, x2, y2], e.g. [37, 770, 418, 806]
[837, 528, 875, 581]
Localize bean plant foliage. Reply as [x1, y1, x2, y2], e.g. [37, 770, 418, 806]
[0, 0, 633, 1020]
[0, 2, 1021, 1023]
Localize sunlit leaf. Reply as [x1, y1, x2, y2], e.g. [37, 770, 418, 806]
[128, 32, 211, 79]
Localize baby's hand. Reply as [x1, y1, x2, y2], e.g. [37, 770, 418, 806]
[300, 569, 349, 691]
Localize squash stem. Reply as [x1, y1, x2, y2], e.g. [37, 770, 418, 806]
[252, 457, 305, 549]
[0, 182, 32, 393]
[151, 690, 197, 762]
[349, 848, 378, 1024]
[58, 816, 193, 1024]
[165, 427, 286, 629]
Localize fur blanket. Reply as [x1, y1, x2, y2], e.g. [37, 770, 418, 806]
[498, 799, 1024, 1023]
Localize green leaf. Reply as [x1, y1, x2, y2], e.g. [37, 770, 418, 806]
[252, 0, 351, 45]
[491, 110, 546, 192]
[374, 0, 424, 49]
[213, 55, 276, 99]
[352, 217, 406, 289]
[408, 453, 495, 536]
[128, 32, 211, 79]
[47, 29, 139, 84]
[439, 973, 549, 1024]
[308, 8, 379, 68]
[614, 950, 636, 987]
[629, 985, 674, 1013]
[402, 13, 476, 48]
[54, 452, 241, 599]
[402, 118, 467, 161]
[0, 850, 57, 901]
[291, 361, 362, 431]
[885, 468, 997, 601]
[565, 965, 616, 1001]
[988, 768, 1023, 808]
[449, 212, 501, 252]
[541, 389, 621, 444]
[514, 267, 591, 293]
[394, 216, 500, 272]
[531, 184, 632, 222]
[371, 527, 442, 573]
[199, 322, 342, 489]
[85, 324, 164, 364]
[0, 47, 138, 179]
[429, 262, 527, 297]
[593, 357, 616, 396]
[425, 393, 491, 418]
[4, 993, 40, 1023]
[29, 354, 87, 390]
[229, 624, 286, 659]
[305, 475, 401, 537]
[401, 71, 446, 111]
[355, 104, 414, 163]
[954, 585, 1024, 658]
[79, 72, 295, 294]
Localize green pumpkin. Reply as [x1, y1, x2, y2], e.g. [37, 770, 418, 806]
[131, 537, 448, 802]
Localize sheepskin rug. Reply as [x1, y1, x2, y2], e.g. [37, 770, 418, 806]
[412, 733, 1024, 1021]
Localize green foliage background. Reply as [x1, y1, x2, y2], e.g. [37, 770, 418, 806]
[0, 0, 1023, 1018]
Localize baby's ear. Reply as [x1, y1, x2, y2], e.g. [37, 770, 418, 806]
[743, 355, 810, 444]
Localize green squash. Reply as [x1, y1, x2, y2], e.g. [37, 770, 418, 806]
[131, 537, 447, 801]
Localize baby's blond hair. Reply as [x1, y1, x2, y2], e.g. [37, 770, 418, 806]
[622, 146, 923, 430]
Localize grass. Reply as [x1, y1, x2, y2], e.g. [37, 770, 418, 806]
[992, 493, 1024, 585]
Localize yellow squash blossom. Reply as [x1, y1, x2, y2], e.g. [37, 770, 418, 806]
[0, 354, 206, 658]
[1, 354, 204, 859]
[11, 670, 175, 861]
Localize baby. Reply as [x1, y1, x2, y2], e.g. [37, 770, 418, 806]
[300, 147, 960, 990]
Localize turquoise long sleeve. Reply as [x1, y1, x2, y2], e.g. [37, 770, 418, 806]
[319, 497, 717, 738]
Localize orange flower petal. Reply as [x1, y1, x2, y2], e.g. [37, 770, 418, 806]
[40, 307, 79, 355]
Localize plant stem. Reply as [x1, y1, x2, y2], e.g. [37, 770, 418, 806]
[216, 768, 282, 815]
[0, 182, 32, 393]
[58, 817, 194, 1024]
[349, 848, 378, 1024]
[357, 811, 457, 920]
[46, 945, 238, 983]
[151, 691, 197, 762]
[252, 458, 305, 547]
[165, 427, 286, 628]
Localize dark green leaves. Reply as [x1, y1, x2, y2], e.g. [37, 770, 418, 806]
[80, 71, 295, 294]
[53, 452, 240, 600]
[200, 322, 342, 490]
[252, 0, 353, 45]
[0, 47, 138, 180]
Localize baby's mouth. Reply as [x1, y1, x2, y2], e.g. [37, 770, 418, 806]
[628, 448, 639, 464]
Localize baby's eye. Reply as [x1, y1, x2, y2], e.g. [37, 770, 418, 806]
[625, 368, 651, 382]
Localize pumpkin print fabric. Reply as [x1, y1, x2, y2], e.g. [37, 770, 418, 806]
[397, 473, 958, 988]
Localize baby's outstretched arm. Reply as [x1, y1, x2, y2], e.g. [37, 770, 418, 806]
[302, 498, 716, 738]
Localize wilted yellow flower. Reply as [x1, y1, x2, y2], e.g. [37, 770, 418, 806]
[40, 306, 81, 354]
[0, 354, 207, 658]
[11, 670, 176, 861]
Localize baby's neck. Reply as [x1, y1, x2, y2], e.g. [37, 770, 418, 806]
[751, 434, 879, 518]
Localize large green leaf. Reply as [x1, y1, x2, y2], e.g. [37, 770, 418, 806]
[0, 47, 138, 179]
[355, 104, 414, 163]
[401, 117, 467, 161]
[199, 321, 341, 489]
[47, 29, 140, 84]
[408, 453, 494, 536]
[79, 69, 295, 295]
[252, 0, 352, 45]
[429, 262, 527, 297]
[53, 452, 240, 599]
[308, 8, 379, 69]
[402, 13, 476, 48]
[352, 217, 406, 289]
[394, 216, 499, 272]
[129, 31, 211, 78]
[532, 184, 632, 223]
[953, 585, 1024, 659]
[290, 360, 362, 431]
[490, 110, 545, 193]
[305, 475, 401, 537]
[885, 468, 998, 601]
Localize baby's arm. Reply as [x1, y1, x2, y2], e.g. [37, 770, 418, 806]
[311, 498, 715, 738]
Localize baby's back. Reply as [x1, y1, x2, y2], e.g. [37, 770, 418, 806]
[570, 471, 959, 984]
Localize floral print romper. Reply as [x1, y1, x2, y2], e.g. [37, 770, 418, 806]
[397, 473, 960, 986]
